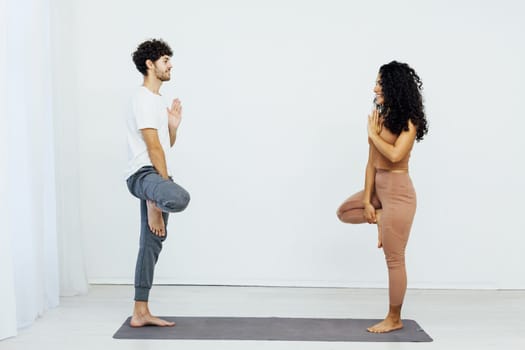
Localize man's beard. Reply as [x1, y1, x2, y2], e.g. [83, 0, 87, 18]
[156, 70, 171, 81]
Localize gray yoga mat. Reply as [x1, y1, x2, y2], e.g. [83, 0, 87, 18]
[113, 316, 433, 342]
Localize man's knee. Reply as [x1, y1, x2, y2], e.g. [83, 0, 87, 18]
[161, 188, 190, 212]
[176, 189, 190, 211]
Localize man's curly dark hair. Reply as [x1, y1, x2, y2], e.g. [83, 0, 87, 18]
[378, 61, 428, 142]
[132, 39, 173, 76]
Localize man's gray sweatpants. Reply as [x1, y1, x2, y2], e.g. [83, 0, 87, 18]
[126, 166, 190, 301]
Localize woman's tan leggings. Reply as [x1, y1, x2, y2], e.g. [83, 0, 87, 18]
[337, 170, 416, 306]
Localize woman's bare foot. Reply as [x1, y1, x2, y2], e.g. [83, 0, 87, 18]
[367, 304, 403, 333]
[367, 317, 403, 333]
[130, 314, 175, 327]
[146, 200, 165, 236]
[130, 301, 175, 327]
[375, 209, 383, 248]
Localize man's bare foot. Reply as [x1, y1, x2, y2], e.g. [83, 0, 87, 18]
[131, 301, 174, 327]
[146, 200, 165, 236]
[375, 209, 383, 248]
[367, 317, 403, 333]
[130, 313, 175, 327]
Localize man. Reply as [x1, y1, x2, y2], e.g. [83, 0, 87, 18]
[125, 39, 190, 327]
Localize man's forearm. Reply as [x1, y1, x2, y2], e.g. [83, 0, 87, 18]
[147, 146, 169, 179]
[169, 126, 177, 147]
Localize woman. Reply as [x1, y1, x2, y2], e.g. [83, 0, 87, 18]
[336, 61, 428, 333]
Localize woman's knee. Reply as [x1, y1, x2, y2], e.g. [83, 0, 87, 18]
[384, 252, 405, 270]
[337, 209, 366, 224]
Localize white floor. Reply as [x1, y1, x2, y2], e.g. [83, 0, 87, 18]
[1, 285, 524, 350]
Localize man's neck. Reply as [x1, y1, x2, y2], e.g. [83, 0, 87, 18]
[142, 76, 162, 95]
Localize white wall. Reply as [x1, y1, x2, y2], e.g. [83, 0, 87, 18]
[51, 0, 525, 289]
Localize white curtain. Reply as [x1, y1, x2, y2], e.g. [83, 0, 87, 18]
[49, 0, 89, 297]
[1, 0, 87, 340]
[0, 0, 17, 330]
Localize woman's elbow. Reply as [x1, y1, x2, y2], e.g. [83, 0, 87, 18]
[389, 151, 407, 163]
[389, 155, 400, 163]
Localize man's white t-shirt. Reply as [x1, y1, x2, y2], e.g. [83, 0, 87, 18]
[126, 86, 171, 179]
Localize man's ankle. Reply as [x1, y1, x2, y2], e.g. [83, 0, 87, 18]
[133, 301, 149, 315]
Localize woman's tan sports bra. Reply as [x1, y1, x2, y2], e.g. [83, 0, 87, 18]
[369, 127, 411, 171]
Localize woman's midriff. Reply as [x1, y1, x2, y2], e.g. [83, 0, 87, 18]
[376, 168, 408, 173]
[371, 127, 412, 171]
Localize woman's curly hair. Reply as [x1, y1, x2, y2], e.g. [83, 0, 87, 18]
[132, 39, 173, 76]
[378, 61, 428, 142]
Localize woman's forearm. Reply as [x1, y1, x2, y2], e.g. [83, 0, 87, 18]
[369, 133, 400, 163]
[363, 163, 376, 205]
